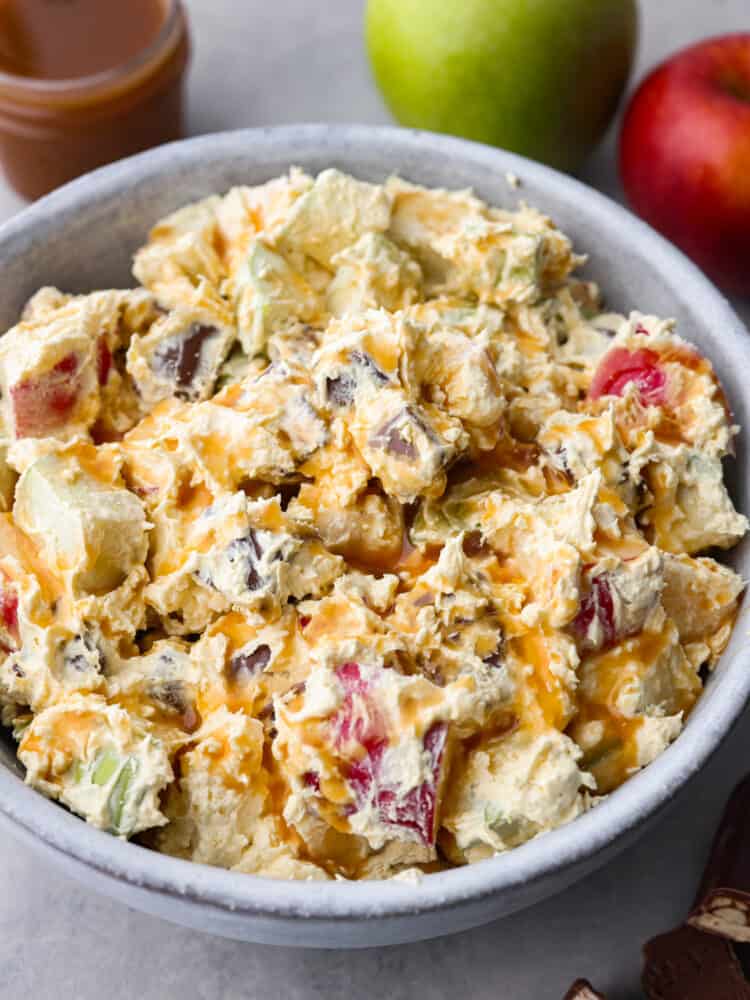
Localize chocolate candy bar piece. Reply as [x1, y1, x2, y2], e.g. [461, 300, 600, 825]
[563, 978, 606, 999]
[642, 924, 750, 999]
[689, 776, 750, 942]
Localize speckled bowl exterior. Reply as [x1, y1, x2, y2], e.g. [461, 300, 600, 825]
[0, 125, 748, 948]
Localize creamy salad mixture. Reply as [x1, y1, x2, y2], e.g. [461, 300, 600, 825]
[0, 169, 745, 881]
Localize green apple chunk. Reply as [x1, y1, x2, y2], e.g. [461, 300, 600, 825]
[234, 240, 322, 356]
[276, 168, 392, 267]
[18, 695, 172, 837]
[14, 452, 148, 596]
[366, 0, 638, 173]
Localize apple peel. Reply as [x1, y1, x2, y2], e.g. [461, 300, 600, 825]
[9, 351, 83, 438]
[332, 662, 448, 846]
[589, 347, 667, 406]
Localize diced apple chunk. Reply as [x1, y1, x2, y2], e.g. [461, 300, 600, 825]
[442, 728, 594, 862]
[275, 660, 453, 853]
[0, 302, 107, 441]
[570, 549, 663, 653]
[661, 553, 744, 665]
[276, 169, 392, 267]
[643, 451, 748, 554]
[18, 693, 171, 836]
[589, 347, 667, 405]
[0, 578, 18, 652]
[232, 240, 322, 356]
[13, 450, 148, 596]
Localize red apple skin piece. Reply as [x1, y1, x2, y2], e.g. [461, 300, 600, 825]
[97, 340, 112, 386]
[9, 352, 82, 438]
[345, 722, 447, 846]
[589, 347, 667, 406]
[570, 574, 617, 651]
[619, 34, 750, 295]
[0, 584, 18, 650]
[332, 662, 448, 845]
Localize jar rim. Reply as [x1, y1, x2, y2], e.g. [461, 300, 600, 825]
[0, 0, 184, 98]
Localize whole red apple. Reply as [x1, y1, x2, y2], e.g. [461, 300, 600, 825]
[620, 34, 750, 295]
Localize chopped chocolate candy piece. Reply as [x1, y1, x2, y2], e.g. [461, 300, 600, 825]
[229, 643, 272, 680]
[152, 323, 219, 399]
[546, 444, 575, 484]
[642, 924, 750, 999]
[256, 701, 275, 723]
[276, 482, 303, 511]
[349, 349, 389, 385]
[325, 350, 388, 408]
[150, 678, 190, 714]
[563, 979, 606, 1000]
[180, 706, 201, 734]
[149, 679, 201, 734]
[225, 530, 264, 590]
[60, 631, 103, 675]
[462, 531, 489, 558]
[325, 372, 355, 407]
[482, 650, 504, 669]
[370, 409, 425, 460]
[689, 776, 750, 943]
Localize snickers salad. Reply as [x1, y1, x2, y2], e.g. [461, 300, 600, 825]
[0, 169, 745, 881]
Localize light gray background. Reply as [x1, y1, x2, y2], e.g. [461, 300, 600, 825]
[1, 2, 749, 997]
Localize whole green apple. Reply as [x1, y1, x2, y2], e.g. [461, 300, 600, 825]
[366, 0, 638, 173]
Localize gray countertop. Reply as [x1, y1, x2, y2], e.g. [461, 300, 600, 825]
[1, 2, 749, 997]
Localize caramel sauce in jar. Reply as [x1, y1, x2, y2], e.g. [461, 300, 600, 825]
[0, 0, 190, 199]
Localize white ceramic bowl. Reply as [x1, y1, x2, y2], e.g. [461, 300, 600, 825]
[0, 125, 748, 948]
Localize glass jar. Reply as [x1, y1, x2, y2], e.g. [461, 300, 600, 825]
[0, 0, 190, 200]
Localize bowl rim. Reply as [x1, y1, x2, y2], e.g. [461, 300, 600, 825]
[0, 122, 749, 922]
